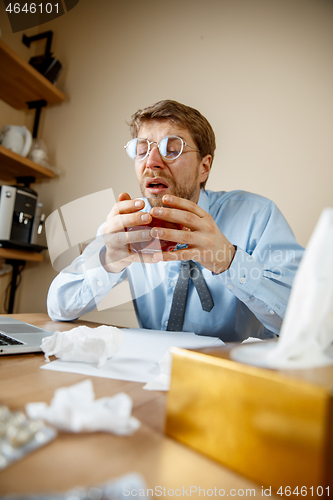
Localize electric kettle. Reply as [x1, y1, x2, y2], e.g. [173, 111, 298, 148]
[0, 125, 32, 157]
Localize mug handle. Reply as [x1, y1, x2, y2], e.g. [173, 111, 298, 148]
[20, 126, 33, 157]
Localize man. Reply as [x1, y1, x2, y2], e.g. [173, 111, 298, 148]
[47, 100, 304, 341]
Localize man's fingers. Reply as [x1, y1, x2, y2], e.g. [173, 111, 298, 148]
[150, 226, 193, 246]
[109, 197, 145, 218]
[150, 200, 209, 231]
[150, 207, 201, 231]
[105, 212, 153, 234]
[162, 195, 207, 218]
[105, 226, 153, 248]
[118, 192, 131, 202]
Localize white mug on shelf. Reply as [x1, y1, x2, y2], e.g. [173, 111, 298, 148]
[0, 125, 32, 157]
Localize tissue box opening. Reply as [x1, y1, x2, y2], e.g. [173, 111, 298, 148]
[165, 346, 333, 496]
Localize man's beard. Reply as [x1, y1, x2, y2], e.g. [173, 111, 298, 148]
[139, 164, 201, 206]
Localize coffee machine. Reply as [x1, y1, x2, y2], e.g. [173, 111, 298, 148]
[0, 184, 46, 252]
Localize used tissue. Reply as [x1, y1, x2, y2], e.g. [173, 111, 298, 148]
[26, 379, 140, 436]
[41, 325, 125, 368]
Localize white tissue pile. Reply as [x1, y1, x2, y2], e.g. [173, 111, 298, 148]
[265, 208, 333, 368]
[26, 379, 140, 436]
[231, 208, 333, 369]
[41, 325, 125, 368]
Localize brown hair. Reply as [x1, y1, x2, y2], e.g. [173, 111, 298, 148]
[128, 100, 216, 190]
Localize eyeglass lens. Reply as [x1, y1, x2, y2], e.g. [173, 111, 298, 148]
[127, 136, 183, 161]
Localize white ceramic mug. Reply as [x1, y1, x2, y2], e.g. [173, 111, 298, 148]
[0, 125, 32, 157]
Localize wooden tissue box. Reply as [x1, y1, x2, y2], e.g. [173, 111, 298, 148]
[165, 344, 333, 496]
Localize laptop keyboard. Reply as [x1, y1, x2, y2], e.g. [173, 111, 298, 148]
[0, 333, 24, 346]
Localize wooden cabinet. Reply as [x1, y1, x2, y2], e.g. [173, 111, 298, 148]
[0, 39, 65, 182]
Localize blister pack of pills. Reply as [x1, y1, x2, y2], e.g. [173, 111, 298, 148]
[0, 405, 57, 470]
[0, 472, 150, 499]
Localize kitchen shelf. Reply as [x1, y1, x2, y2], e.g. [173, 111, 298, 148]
[0, 247, 43, 262]
[0, 38, 62, 313]
[0, 38, 64, 181]
[0, 144, 54, 182]
[0, 39, 65, 110]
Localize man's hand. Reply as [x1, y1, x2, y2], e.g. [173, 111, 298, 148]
[149, 195, 236, 274]
[101, 192, 155, 273]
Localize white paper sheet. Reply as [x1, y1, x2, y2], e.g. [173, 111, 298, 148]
[41, 328, 223, 383]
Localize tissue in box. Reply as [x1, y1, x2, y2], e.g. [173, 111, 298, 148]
[165, 345, 333, 494]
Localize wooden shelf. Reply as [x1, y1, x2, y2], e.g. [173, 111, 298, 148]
[0, 247, 43, 262]
[0, 144, 55, 182]
[0, 39, 65, 110]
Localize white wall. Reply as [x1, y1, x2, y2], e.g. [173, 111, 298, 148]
[0, 0, 332, 323]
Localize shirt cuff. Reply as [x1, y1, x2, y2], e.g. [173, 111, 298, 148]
[84, 246, 126, 299]
[217, 247, 264, 297]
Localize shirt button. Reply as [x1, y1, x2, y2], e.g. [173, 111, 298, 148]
[170, 281, 175, 287]
[269, 310, 275, 315]
[97, 280, 103, 287]
[227, 284, 234, 290]
[164, 320, 168, 327]
[240, 277, 246, 284]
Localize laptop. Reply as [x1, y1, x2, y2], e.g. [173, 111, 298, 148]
[0, 317, 54, 355]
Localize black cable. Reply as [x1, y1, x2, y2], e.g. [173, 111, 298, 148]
[3, 263, 26, 313]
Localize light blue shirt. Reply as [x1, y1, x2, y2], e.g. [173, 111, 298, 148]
[47, 190, 304, 341]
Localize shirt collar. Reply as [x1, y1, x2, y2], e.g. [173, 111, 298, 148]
[198, 189, 209, 212]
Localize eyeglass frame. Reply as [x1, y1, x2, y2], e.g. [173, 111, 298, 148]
[124, 135, 200, 162]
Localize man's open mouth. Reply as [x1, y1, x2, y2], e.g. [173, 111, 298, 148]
[148, 182, 168, 188]
[145, 178, 170, 189]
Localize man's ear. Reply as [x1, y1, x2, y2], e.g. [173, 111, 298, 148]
[200, 155, 212, 182]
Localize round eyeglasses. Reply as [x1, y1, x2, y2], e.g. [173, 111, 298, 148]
[124, 135, 200, 161]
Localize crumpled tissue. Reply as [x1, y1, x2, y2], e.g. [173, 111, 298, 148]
[232, 208, 333, 369]
[41, 325, 125, 368]
[241, 337, 263, 343]
[26, 379, 140, 436]
[143, 351, 172, 391]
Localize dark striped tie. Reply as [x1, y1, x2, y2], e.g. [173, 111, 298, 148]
[167, 260, 214, 331]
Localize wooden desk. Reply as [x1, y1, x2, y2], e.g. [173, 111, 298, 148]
[0, 313, 279, 498]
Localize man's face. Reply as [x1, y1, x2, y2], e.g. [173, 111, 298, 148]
[134, 120, 211, 205]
